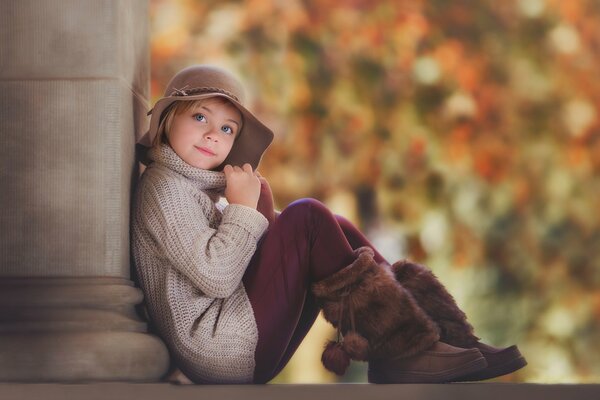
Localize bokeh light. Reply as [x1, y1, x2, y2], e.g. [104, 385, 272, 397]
[150, 0, 600, 383]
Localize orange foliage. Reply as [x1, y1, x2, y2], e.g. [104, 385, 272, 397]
[150, 0, 600, 383]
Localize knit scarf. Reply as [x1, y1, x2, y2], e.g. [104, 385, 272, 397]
[148, 144, 227, 202]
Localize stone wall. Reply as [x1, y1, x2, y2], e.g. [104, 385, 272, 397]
[0, 0, 169, 381]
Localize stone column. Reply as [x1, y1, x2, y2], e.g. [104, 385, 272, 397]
[0, 0, 170, 381]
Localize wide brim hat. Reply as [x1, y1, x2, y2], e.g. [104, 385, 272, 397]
[137, 65, 274, 170]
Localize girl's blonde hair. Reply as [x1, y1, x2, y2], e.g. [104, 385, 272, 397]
[152, 97, 243, 149]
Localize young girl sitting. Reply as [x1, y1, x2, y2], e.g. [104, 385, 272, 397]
[132, 65, 526, 384]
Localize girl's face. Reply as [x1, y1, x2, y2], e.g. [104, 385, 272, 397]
[167, 98, 242, 170]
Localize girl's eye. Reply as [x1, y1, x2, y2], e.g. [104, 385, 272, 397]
[194, 114, 206, 122]
[221, 125, 234, 135]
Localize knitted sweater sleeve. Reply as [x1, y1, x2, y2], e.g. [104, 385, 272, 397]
[139, 174, 269, 298]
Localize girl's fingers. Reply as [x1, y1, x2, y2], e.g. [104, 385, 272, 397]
[242, 163, 253, 174]
[228, 164, 257, 178]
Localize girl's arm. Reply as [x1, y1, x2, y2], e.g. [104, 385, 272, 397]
[139, 177, 268, 298]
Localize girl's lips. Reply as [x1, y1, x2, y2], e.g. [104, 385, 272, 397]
[195, 146, 215, 156]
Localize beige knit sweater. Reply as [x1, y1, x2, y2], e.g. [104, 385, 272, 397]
[132, 144, 269, 383]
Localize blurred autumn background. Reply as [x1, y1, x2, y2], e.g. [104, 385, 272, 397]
[149, 0, 600, 383]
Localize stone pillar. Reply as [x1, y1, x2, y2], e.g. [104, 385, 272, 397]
[0, 0, 170, 381]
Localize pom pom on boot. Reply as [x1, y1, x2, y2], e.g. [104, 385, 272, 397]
[322, 340, 351, 375]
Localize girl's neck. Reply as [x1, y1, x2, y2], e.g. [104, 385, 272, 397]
[149, 144, 227, 197]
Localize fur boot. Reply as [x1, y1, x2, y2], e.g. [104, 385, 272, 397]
[311, 247, 487, 382]
[392, 260, 479, 347]
[312, 247, 440, 369]
[392, 260, 527, 380]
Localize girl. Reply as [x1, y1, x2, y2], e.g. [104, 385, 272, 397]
[132, 65, 526, 384]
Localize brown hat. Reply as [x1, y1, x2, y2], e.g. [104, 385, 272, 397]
[138, 65, 274, 170]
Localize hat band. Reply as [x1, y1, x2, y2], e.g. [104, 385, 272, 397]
[169, 86, 240, 102]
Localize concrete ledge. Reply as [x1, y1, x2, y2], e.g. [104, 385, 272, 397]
[1, 383, 599, 400]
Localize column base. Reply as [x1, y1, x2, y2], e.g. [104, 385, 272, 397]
[0, 278, 170, 382]
[0, 332, 169, 382]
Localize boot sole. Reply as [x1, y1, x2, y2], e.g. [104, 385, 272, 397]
[368, 355, 487, 384]
[452, 355, 528, 382]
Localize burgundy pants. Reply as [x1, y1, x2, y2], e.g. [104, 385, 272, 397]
[241, 198, 389, 384]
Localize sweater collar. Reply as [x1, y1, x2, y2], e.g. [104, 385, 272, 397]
[148, 144, 226, 198]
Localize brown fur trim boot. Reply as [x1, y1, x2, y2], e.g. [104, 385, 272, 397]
[311, 247, 487, 383]
[392, 260, 527, 381]
[392, 260, 479, 347]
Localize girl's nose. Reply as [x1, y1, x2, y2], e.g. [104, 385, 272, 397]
[204, 127, 218, 141]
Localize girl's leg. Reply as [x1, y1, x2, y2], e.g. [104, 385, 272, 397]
[242, 198, 357, 383]
[266, 290, 320, 380]
[265, 215, 391, 378]
[333, 214, 390, 266]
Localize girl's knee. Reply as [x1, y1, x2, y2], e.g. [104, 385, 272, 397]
[280, 198, 330, 221]
[334, 213, 353, 231]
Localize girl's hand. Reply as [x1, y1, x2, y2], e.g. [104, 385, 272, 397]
[223, 164, 261, 209]
[255, 170, 276, 224]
